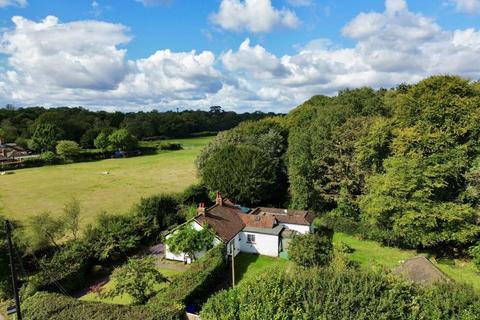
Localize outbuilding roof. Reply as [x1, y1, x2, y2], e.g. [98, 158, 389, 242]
[251, 207, 315, 226]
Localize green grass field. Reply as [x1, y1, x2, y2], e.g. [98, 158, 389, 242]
[334, 232, 480, 292]
[234, 253, 289, 285]
[0, 136, 213, 226]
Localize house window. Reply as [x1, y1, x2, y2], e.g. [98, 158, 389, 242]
[247, 234, 256, 243]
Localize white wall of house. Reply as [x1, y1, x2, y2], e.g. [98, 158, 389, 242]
[165, 221, 221, 264]
[226, 233, 241, 257]
[279, 223, 311, 234]
[238, 231, 279, 257]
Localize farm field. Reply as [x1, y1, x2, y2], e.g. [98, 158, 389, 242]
[0, 136, 213, 226]
[333, 232, 480, 292]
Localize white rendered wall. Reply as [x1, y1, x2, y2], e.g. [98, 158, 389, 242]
[238, 231, 279, 257]
[165, 221, 221, 264]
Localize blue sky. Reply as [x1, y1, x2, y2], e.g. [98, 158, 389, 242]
[0, 0, 479, 112]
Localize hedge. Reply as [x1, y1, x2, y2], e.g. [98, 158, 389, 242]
[200, 261, 480, 320]
[22, 292, 180, 320]
[149, 244, 226, 310]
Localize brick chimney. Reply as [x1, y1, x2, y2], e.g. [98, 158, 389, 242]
[198, 202, 206, 215]
[216, 192, 223, 206]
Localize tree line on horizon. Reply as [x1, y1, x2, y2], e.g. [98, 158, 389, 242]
[0, 105, 276, 151]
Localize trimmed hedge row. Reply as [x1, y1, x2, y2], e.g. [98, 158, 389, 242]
[148, 244, 226, 311]
[22, 292, 176, 320]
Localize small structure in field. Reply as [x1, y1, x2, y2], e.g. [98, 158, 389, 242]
[394, 256, 449, 286]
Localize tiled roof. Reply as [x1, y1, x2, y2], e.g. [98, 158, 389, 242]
[251, 207, 315, 226]
[238, 213, 276, 228]
[194, 202, 245, 243]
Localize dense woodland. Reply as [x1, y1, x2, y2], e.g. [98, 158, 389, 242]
[198, 75, 480, 258]
[0, 105, 274, 148]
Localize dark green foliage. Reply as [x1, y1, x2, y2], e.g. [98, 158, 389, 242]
[56, 140, 81, 159]
[29, 122, 61, 152]
[134, 194, 181, 238]
[288, 228, 333, 268]
[39, 151, 57, 164]
[0, 216, 12, 300]
[164, 225, 215, 261]
[200, 263, 480, 320]
[22, 292, 174, 320]
[83, 213, 144, 261]
[470, 244, 480, 270]
[180, 183, 211, 206]
[108, 128, 138, 151]
[106, 256, 168, 305]
[198, 118, 288, 206]
[0, 106, 274, 147]
[201, 144, 279, 205]
[286, 76, 480, 252]
[158, 142, 183, 150]
[149, 244, 226, 310]
[94, 131, 110, 150]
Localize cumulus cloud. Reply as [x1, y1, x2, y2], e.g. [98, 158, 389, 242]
[451, 0, 480, 14]
[0, 0, 26, 8]
[210, 0, 299, 33]
[1, 0, 480, 113]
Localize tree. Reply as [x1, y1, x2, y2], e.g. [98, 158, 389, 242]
[134, 194, 180, 237]
[165, 224, 215, 261]
[106, 256, 167, 304]
[94, 131, 110, 150]
[469, 244, 480, 270]
[26, 212, 64, 250]
[29, 123, 60, 152]
[56, 140, 81, 159]
[200, 144, 279, 205]
[288, 228, 333, 268]
[63, 198, 81, 240]
[108, 129, 138, 151]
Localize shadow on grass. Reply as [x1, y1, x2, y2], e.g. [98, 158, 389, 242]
[234, 253, 260, 284]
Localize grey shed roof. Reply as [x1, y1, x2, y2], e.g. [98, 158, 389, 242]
[393, 256, 449, 286]
[242, 225, 284, 236]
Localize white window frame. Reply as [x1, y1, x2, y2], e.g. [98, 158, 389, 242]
[247, 234, 256, 244]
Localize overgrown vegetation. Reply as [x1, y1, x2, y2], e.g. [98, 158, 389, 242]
[288, 227, 333, 268]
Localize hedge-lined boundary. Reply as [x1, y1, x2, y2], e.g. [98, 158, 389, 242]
[148, 244, 226, 312]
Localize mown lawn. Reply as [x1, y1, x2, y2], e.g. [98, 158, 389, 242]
[80, 267, 185, 305]
[334, 232, 480, 292]
[234, 253, 289, 285]
[0, 136, 213, 226]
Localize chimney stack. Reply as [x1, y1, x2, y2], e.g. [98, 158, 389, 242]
[216, 192, 223, 206]
[198, 202, 206, 215]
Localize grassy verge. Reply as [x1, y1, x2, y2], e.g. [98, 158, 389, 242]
[234, 253, 288, 285]
[0, 136, 213, 226]
[334, 232, 480, 291]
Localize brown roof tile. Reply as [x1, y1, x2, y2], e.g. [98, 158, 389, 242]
[252, 207, 315, 226]
[194, 202, 245, 243]
[238, 213, 276, 228]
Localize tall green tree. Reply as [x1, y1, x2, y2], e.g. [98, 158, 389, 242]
[29, 122, 61, 152]
[108, 129, 138, 151]
[165, 224, 215, 261]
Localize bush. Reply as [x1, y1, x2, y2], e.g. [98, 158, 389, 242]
[200, 264, 480, 320]
[56, 140, 81, 160]
[470, 244, 480, 270]
[40, 151, 57, 164]
[149, 244, 226, 310]
[134, 194, 181, 239]
[22, 292, 169, 320]
[288, 228, 333, 268]
[158, 143, 183, 151]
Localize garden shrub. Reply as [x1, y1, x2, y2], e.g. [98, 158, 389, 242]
[469, 244, 480, 270]
[158, 142, 183, 151]
[200, 263, 480, 320]
[22, 291, 178, 320]
[288, 227, 333, 268]
[134, 194, 181, 239]
[149, 244, 226, 310]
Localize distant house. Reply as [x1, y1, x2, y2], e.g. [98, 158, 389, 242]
[165, 192, 315, 263]
[0, 139, 30, 162]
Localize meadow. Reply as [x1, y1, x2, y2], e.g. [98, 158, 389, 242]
[0, 136, 213, 226]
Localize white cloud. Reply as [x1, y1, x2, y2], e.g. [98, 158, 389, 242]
[210, 0, 299, 33]
[0, 0, 26, 7]
[1, 0, 480, 113]
[451, 0, 480, 14]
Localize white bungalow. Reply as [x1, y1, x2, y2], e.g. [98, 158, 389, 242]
[165, 192, 315, 263]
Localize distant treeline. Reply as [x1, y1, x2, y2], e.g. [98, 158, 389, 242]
[0, 105, 276, 148]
